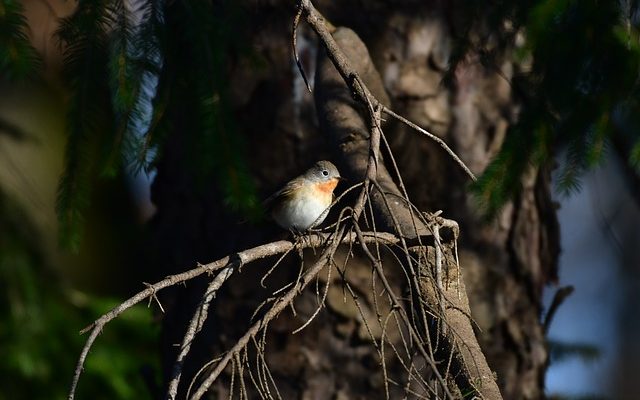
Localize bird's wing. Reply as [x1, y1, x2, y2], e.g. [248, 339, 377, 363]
[263, 178, 303, 213]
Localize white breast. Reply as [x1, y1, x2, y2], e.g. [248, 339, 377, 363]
[272, 194, 331, 231]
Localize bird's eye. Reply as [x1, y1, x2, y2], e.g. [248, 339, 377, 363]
[322, 170, 329, 177]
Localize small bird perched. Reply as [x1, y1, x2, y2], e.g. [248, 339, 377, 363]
[265, 160, 342, 232]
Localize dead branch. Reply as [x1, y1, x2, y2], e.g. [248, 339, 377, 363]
[306, 1, 502, 396]
[166, 265, 234, 399]
[68, 231, 403, 400]
[189, 227, 347, 399]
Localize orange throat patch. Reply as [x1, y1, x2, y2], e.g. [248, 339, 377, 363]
[316, 178, 339, 195]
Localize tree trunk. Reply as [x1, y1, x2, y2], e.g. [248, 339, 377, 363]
[148, 1, 559, 398]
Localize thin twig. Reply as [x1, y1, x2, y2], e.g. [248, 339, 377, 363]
[68, 232, 403, 400]
[189, 228, 346, 399]
[543, 285, 575, 333]
[292, 0, 312, 92]
[432, 224, 447, 337]
[352, 222, 454, 399]
[291, 254, 332, 334]
[301, 0, 476, 182]
[166, 265, 235, 399]
[381, 106, 477, 182]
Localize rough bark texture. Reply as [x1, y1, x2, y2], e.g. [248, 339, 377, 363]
[148, 1, 560, 399]
[313, 21, 501, 398]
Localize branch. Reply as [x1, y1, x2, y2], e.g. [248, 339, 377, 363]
[303, 1, 501, 397]
[68, 231, 403, 400]
[301, 0, 476, 183]
[382, 106, 478, 182]
[166, 265, 235, 399]
[189, 227, 346, 399]
[427, 221, 502, 399]
[352, 223, 454, 399]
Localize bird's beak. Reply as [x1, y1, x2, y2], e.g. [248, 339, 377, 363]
[338, 176, 347, 182]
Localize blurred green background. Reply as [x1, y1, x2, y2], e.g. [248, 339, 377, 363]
[0, 81, 160, 399]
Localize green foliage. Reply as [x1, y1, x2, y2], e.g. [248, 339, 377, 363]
[126, 0, 166, 174]
[0, 192, 159, 400]
[104, 0, 143, 177]
[630, 139, 640, 170]
[55, 0, 113, 250]
[0, 0, 41, 79]
[106, 0, 163, 176]
[157, 0, 259, 216]
[75, 296, 160, 399]
[466, 0, 640, 215]
[51, 0, 259, 247]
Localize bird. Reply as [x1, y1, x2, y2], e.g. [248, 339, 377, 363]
[265, 160, 342, 232]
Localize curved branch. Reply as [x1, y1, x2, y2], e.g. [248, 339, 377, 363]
[68, 231, 403, 400]
[166, 265, 235, 399]
[189, 227, 346, 399]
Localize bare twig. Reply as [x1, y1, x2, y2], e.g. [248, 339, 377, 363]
[291, 253, 332, 334]
[303, 1, 501, 396]
[189, 227, 346, 399]
[543, 285, 574, 333]
[292, 1, 312, 93]
[166, 265, 235, 399]
[301, 0, 476, 182]
[352, 222, 453, 399]
[432, 224, 447, 336]
[68, 231, 404, 400]
[381, 106, 477, 182]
